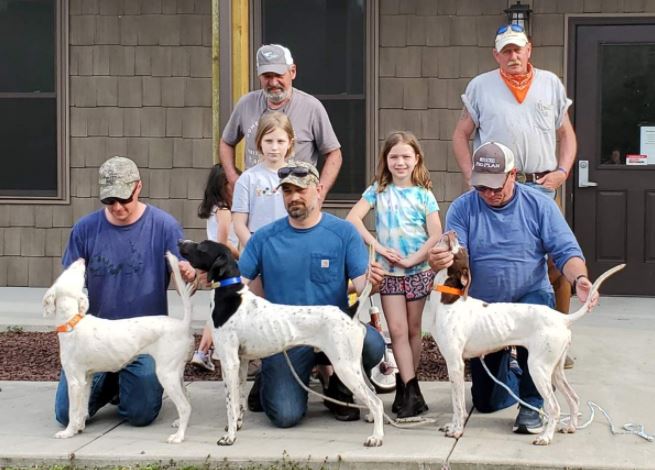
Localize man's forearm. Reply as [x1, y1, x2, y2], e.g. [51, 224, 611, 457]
[319, 148, 342, 197]
[218, 139, 239, 185]
[556, 116, 577, 173]
[452, 108, 476, 184]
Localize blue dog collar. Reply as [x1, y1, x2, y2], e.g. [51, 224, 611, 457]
[209, 276, 242, 289]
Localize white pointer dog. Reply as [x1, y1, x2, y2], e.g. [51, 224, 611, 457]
[178, 239, 384, 447]
[42, 252, 194, 443]
[428, 231, 625, 445]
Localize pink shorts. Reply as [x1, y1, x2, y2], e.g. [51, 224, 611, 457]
[380, 270, 435, 301]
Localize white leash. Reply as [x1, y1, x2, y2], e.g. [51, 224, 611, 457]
[479, 356, 654, 442]
[282, 349, 434, 429]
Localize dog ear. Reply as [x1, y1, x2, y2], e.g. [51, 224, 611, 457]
[42, 287, 57, 318]
[78, 294, 89, 315]
[460, 266, 471, 300]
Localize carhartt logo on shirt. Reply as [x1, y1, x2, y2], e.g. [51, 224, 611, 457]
[321, 259, 330, 268]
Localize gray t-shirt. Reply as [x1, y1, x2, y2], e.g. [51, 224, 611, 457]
[461, 67, 572, 174]
[222, 88, 341, 169]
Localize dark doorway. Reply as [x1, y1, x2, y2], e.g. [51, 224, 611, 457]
[567, 18, 655, 295]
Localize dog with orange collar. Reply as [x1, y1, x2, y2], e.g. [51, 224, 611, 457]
[42, 253, 195, 443]
[427, 231, 624, 445]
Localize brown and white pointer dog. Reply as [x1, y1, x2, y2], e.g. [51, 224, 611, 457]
[178, 239, 385, 447]
[427, 231, 624, 445]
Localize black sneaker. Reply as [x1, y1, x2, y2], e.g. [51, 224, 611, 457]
[512, 405, 544, 434]
[247, 373, 263, 412]
[324, 375, 360, 422]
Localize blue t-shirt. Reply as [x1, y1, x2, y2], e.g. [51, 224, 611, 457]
[62, 205, 184, 319]
[446, 184, 583, 303]
[238, 213, 368, 312]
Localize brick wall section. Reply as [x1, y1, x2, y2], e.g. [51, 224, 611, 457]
[0, 0, 212, 286]
[378, 0, 655, 219]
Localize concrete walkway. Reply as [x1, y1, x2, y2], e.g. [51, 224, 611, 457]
[0, 290, 653, 469]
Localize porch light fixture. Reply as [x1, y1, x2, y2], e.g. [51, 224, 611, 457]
[504, 1, 532, 36]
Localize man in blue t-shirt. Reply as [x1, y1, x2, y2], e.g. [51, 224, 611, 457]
[55, 156, 191, 428]
[428, 142, 595, 435]
[238, 161, 385, 427]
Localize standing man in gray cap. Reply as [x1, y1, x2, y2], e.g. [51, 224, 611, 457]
[54, 156, 191, 428]
[219, 44, 342, 198]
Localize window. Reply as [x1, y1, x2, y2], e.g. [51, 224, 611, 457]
[0, 0, 65, 199]
[258, 0, 369, 201]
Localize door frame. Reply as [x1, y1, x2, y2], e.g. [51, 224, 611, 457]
[564, 14, 655, 225]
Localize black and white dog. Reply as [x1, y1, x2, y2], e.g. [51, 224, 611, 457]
[178, 239, 384, 447]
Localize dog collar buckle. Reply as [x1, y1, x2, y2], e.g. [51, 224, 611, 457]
[434, 284, 464, 296]
[209, 276, 242, 289]
[55, 312, 85, 333]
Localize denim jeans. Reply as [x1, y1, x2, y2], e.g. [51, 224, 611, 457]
[470, 289, 555, 413]
[523, 182, 556, 199]
[259, 323, 385, 428]
[55, 354, 163, 427]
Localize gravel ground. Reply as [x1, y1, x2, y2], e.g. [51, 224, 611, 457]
[0, 331, 469, 382]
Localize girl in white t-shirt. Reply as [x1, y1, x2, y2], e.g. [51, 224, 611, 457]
[232, 111, 295, 248]
[191, 164, 239, 371]
[347, 131, 442, 418]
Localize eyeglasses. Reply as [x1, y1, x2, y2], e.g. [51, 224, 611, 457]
[496, 23, 525, 35]
[474, 174, 510, 194]
[101, 184, 137, 206]
[277, 166, 319, 179]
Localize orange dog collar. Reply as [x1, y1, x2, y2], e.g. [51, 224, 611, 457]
[56, 312, 84, 333]
[434, 284, 464, 296]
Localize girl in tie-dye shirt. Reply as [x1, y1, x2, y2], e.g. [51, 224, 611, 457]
[347, 130, 442, 419]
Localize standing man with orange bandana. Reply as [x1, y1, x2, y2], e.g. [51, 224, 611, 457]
[451, 24, 578, 368]
[452, 24, 577, 193]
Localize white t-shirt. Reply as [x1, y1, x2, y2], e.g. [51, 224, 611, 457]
[231, 163, 287, 233]
[206, 206, 238, 246]
[461, 67, 572, 173]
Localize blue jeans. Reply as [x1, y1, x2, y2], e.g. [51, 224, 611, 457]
[524, 182, 556, 198]
[470, 289, 555, 413]
[259, 324, 385, 428]
[55, 354, 163, 427]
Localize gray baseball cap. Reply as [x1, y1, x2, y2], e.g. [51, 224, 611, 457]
[277, 161, 319, 189]
[256, 44, 294, 76]
[99, 156, 140, 201]
[470, 142, 515, 188]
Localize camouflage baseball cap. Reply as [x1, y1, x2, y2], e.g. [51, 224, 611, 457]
[276, 161, 319, 189]
[98, 156, 140, 201]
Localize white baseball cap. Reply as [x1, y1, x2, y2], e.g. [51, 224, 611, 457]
[495, 24, 529, 52]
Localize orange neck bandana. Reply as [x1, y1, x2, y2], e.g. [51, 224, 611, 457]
[499, 63, 534, 104]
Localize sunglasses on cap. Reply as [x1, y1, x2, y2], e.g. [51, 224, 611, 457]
[496, 23, 525, 35]
[101, 185, 137, 206]
[277, 166, 319, 179]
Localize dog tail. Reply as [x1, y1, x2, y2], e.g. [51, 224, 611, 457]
[166, 251, 194, 326]
[566, 263, 625, 324]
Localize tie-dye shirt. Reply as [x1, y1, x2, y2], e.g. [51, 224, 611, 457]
[362, 182, 439, 276]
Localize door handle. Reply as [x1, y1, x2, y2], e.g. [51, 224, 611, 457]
[578, 160, 598, 188]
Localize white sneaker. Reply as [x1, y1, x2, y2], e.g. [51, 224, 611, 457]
[191, 350, 215, 372]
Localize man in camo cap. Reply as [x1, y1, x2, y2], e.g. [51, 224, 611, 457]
[239, 160, 386, 426]
[55, 156, 190, 430]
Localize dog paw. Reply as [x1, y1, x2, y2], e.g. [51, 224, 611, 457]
[440, 422, 463, 438]
[364, 435, 383, 447]
[55, 429, 77, 439]
[532, 435, 552, 446]
[217, 434, 236, 446]
[167, 432, 184, 444]
[171, 418, 180, 428]
[364, 412, 374, 423]
[558, 424, 576, 434]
